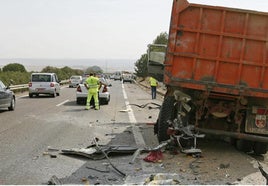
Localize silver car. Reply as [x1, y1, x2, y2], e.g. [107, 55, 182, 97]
[69, 75, 82, 88]
[28, 73, 61, 98]
[76, 77, 111, 105]
[0, 80, 15, 111]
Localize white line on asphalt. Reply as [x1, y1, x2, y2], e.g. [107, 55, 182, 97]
[18, 94, 28, 98]
[56, 99, 69, 107]
[122, 84, 136, 123]
[122, 84, 146, 147]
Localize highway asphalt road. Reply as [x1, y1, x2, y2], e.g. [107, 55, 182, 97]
[0, 80, 161, 184]
[0, 80, 268, 184]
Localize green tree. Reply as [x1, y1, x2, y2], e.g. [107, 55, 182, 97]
[85, 66, 103, 74]
[2, 63, 27, 72]
[41, 66, 84, 80]
[134, 32, 168, 77]
[153, 32, 168, 45]
[134, 54, 148, 78]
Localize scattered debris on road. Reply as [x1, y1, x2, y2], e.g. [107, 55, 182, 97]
[61, 143, 137, 160]
[92, 137, 126, 177]
[128, 102, 161, 109]
[130, 139, 172, 164]
[258, 161, 268, 184]
[42, 151, 57, 158]
[47, 175, 62, 185]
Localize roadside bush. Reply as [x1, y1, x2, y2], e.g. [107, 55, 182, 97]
[0, 63, 84, 85]
[0, 71, 30, 85]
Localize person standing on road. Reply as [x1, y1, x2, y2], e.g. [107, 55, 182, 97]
[84, 73, 100, 110]
[149, 76, 158, 99]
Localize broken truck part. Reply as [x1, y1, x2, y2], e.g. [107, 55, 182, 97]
[61, 144, 137, 160]
[148, 0, 268, 155]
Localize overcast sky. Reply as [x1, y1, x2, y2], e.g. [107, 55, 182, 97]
[0, 0, 173, 60]
[0, 0, 267, 61]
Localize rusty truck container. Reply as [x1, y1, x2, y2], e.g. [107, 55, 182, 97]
[153, 0, 268, 155]
[165, 0, 268, 97]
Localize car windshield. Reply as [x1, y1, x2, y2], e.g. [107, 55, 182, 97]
[32, 75, 51, 82]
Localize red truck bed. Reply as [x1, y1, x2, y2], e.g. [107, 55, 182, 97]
[165, 0, 268, 98]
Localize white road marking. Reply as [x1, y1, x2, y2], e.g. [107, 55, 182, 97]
[18, 95, 29, 98]
[122, 83, 136, 124]
[122, 84, 146, 147]
[56, 99, 69, 107]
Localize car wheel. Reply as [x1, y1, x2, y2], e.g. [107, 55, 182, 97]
[76, 99, 82, 105]
[104, 96, 110, 105]
[8, 97, 15, 111]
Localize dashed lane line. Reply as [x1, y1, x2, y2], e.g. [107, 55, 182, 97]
[122, 83, 146, 146]
[56, 99, 69, 107]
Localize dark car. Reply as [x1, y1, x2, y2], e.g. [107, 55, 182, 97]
[0, 80, 15, 111]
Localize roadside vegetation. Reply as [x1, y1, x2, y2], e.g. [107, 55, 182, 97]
[134, 32, 168, 78]
[0, 32, 167, 85]
[0, 63, 84, 85]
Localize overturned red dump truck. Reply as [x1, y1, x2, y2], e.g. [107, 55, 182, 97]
[148, 0, 268, 154]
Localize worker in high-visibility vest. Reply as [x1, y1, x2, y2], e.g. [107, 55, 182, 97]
[149, 76, 158, 99]
[84, 73, 100, 110]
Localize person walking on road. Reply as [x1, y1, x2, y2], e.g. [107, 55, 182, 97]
[84, 73, 100, 110]
[149, 76, 158, 99]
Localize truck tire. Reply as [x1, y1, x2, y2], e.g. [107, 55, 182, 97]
[236, 139, 253, 153]
[253, 142, 267, 155]
[157, 96, 176, 142]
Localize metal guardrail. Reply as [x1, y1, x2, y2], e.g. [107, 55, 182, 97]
[10, 84, 29, 91]
[9, 80, 70, 93]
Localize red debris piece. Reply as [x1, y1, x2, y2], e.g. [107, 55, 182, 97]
[143, 150, 163, 163]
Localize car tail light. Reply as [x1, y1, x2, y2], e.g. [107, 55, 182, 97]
[29, 82, 32, 87]
[102, 86, 108, 93]
[50, 83, 55, 87]
[77, 86, 82, 92]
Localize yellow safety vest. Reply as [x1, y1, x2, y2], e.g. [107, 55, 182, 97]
[149, 77, 158, 87]
[86, 76, 99, 92]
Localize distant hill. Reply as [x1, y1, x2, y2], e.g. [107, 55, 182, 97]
[0, 58, 136, 73]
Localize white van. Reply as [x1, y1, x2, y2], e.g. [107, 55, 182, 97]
[113, 71, 122, 81]
[28, 73, 61, 98]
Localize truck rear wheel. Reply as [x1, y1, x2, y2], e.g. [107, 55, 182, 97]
[157, 96, 177, 142]
[236, 139, 253, 153]
[253, 142, 267, 155]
